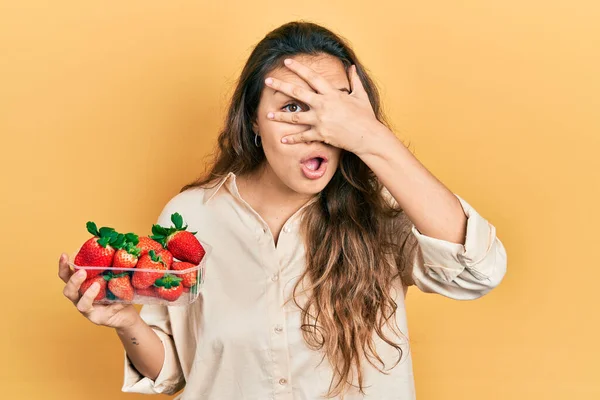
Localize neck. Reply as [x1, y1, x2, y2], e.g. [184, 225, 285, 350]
[237, 163, 314, 216]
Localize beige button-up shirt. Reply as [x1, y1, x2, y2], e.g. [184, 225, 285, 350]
[122, 171, 507, 399]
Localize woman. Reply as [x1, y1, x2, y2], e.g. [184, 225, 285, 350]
[58, 21, 507, 399]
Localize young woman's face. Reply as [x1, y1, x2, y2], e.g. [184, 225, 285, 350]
[253, 54, 350, 196]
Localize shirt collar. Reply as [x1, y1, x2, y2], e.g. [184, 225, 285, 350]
[202, 171, 320, 210]
[202, 171, 235, 204]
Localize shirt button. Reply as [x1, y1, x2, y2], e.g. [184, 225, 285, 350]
[271, 274, 279, 282]
[274, 325, 283, 333]
[283, 226, 290, 233]
[279, 378, 287, 385]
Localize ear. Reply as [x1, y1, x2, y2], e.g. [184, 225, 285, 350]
[350, 65, 367, 98]
[252, 120, 259, 135]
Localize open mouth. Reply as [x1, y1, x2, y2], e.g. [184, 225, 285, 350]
[303, 157, 324, 171]
[300, 157, 328, 179]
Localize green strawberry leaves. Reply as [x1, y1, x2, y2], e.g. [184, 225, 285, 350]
[150, 212, 197, 246]
[97, 236, 111, 247]
[125, 241, 141, 257]
[150, 224, 169, 247]
[86, 221, 126, 248]
[86, 222, 99, 236]
[171, 213, 186, 230]
[148, 250, 167, 268]
[103, 270, 129, 280]
[99, 226, 116, 237]
[112, 232, 141, 255]
[124, 232, 139, 245]
[154, 273, 182, 289]
[86, 220, 141, 251]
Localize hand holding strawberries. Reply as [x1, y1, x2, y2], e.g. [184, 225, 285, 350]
[58, 255, 140, 329]
[59, 212, 207, 309]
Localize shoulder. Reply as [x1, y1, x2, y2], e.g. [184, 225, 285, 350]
[155, 184, 212, 226]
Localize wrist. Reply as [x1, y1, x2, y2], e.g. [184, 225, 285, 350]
[355, 122, 401, 159]
[114, 309, 143, 335]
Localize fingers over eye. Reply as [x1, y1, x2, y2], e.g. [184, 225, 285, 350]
[268, 111, 316, 125]
[281, 128, 319, 144]
[264, 78, 316, 105]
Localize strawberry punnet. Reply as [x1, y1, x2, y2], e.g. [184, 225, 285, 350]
[132, 250, 168, 289]
[74, 222, 125, 278]
[154, 274, 184, 301]
[150, 213, 205, 265]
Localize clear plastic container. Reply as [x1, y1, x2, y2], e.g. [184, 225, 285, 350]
[68, 241, 211, 306]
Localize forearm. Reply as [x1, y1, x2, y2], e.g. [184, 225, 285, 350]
[357, 124, 467, 245]
[116, 314, 165, 381]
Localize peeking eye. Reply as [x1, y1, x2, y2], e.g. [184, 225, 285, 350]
[282, 102, 306, 113]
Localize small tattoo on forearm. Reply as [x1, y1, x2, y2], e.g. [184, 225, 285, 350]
[131, 337, 139, 345]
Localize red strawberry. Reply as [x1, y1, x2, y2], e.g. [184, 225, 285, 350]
[151, 213, 205, 264]
[112, 240, 141, 273]
[74, 222, 124, 278]
[112, 249, 137, 271]
[156, 249, 173, 269]
[171, 261, 197, 287]
[132, 250, 168, 289]
[79, 275, 107, 301]
[136, 287, 157, 297]
[137, 236, 163, 257]
[154, 274, 184, 301]
[108, 273, 134, 301]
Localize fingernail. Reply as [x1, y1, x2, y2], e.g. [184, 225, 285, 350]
[76, 269, 86, 278]
[267, 112, 274, 119]
[284, 59, 293, 65]
[281, 137, 288, 143]
[265, 77, 273, 85]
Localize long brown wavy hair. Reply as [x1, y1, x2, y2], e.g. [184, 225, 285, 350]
[181, 21, 418, 398]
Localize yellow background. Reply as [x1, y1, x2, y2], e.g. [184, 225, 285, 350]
[1, 1, 598, 399]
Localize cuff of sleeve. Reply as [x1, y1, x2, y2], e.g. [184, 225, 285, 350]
[121, 328, 182, 394]
[411, 193, 495, 282]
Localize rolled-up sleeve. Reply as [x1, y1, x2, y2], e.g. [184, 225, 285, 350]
[121, 304, 185, 394]
[407, 193, 507, 300]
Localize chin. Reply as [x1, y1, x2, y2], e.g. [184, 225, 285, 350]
[289, 173, 335, 196]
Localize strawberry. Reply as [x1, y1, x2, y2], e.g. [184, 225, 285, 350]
[79, 275, 107, 301]
[136, 287, 157, 297]
[107, 273, 134, 301]
[156, 249, 173, 269]
[132, 250, 168, 289]
[112, 235, 141, 273]
[74, 222, 125, 278]
[113, 248, 139, 272]
[154, 274, 184, 301]
[171, 261, 197, 287]
[136, 236, 163, 257]
[151, 213, 205, 265]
